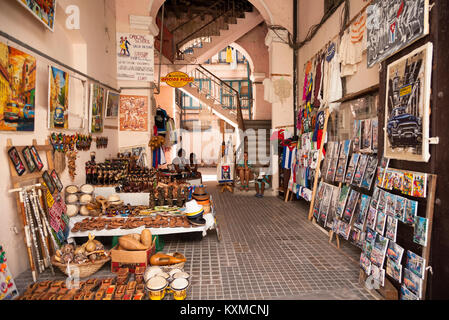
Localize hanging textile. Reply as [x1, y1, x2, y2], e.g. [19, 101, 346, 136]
[322, 42, 342, 112]
[339, 12, 366, 77]
[155, 107, 168, 134]
[230, 48, 237, 70]
[226, 47, 233, 63]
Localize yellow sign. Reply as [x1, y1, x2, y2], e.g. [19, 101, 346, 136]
[161, 72, 194, 88]
[400, 85, 412, 97]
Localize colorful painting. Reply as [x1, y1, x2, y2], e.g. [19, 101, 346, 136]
[361, 156, 378, 190]
[353, 120, 361, 152]
[360, 252, 372, 275]
[391, 170, 404, 191]
[405, 250, 426, 279]
[403, 268, 423, 298]
[367, 0, 430, 68]
[385, 192, 396, 217]
[385, 216, 398, 242]
[0, 42, 36, 131]
[401, 285, 419, 300]
[375, 209, 387, 235]
[352, 154, 368, 187]
[366, 228, 377, 244]
[404, 199, 418, 225]
[338, 221, 351, 241]
[313, 183, 325, 221]
[383, 169, 394, 190]
[384, 42, 433, 162]
[413, 216, 428, 246]
[48, 66, 69, 129]
[370, 234, 389, 269]
[387, 241, 404, 264]
[335, 140, 351, 183]
[345, 153, 360, 184]
[119, 95, 149, 132]
[386, 258, 402, 283]
[412, 173, 427, 198]
[370, 265, 385, 287]
[371, 117, 379, 153]
[326, 142, 340, 182]
[364, 241, 373, 259]
[17, 0, 56, 31]
[402, 172, 414, 196]
[336, 185, 350, 218]
[394, 196, 406, 222]
[366, 206, 378, 231]
[376, 167, 385, 188]
[318, 184, 333, 224]
[377, 190, 387, 212]
[354, 194, 371, 230]
[342, 189, 360, 224]
[326, 186, 341, 229]
[361, 119, 372, 152]
[89, 83, 105, 133]
[105, 91, 119, 118]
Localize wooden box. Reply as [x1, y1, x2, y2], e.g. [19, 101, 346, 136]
[110, 244, 155, 273]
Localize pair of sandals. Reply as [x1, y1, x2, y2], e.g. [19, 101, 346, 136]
[239, 185, 250, 191]
[255, 193, 264, 198]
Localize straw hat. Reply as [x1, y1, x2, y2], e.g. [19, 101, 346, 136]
[184, 200, 204, 219]
[107, 194, 123, 205]
[192, 185, 210, 201]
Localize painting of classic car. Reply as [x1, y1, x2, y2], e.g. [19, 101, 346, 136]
[384, 42, 432, 162]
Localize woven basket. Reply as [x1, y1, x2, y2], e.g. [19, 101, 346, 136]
[159, 253, 186, 272]
[51, 256, 111, 278]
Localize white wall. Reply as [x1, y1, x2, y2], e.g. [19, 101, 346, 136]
[0, 0, 118, 278]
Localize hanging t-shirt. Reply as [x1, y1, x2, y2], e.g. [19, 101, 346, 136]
[281, 145, 296, 170]
[155, 108, 168, 133]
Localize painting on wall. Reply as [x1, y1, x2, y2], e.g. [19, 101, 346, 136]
[105, 91, 119, 118]
[48, 66, 69, 129]
[16, 0, 56, 31]
[89, 83, 105, 133]
[119, 95, 148, 132]
[0, 42, 36, 131]
[366, 0, 429, 68]
[384, 42, 433, 162]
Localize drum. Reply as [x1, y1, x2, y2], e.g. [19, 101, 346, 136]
[79, 194, 93, 204]
[169, 278, 189, 300]
[172, 271, 190, 281]
[80, 184, 94, 194]
[65, 194, 79, 204]
[156, 272, 170, 281]
[66, 204, 79, 217]
[79, 205, 90, 216]
[144, 266, 162, 283]
[65, 185, 79, 194]
[145, 276, 168, 300]
[168, 268, 183, 278]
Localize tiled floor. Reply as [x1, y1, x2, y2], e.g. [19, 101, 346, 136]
[14, 170, 379, 300]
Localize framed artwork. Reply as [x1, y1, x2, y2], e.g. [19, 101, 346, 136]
[367, 0, 430, 68]
[21, 147, 36, 173]
[50, 169, 63, 193]
[8, 147, 26, 176]
[0, 42, 36, 132]
[119, 95, 149, 132]
[48, 66, 69, 129]
[30, 146, 44, 171]
[105, 91, 120, 118]
[384, 42, 433, 162]
[89, 83, 105, 133]
[42, 171, 56, 194]
[16, 0, 56, 31]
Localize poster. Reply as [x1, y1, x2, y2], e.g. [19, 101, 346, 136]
[48, 66, 69, 129]
[16, 0, 56, 31]
[117, 33, 154, 82]
[105, 91, 119, 118]
[119, 95, 148, 132]
[384, 42, 433, 162]
[0, 42, 36, 131]
[367, 0, 429, 68]
[89, 83, 105, 133]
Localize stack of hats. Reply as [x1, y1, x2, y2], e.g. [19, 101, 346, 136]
[192, 185, 211, 214]
[184, 200, 206, 226]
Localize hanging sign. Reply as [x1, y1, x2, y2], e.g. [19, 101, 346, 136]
[117, 33, 154, 82]
[161, 71, 194, 88]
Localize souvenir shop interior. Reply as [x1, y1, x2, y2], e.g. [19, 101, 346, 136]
[1, 0, 449, 303]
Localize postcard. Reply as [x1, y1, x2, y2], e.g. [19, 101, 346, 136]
[412, 173, 427, 198]
[387, 241, 404, 264]
[405, 250, 426, 279]
[376, 167, 385, 188]
[385, 216, 398, 242]
[361, 156, 378, 190]
[366, 228, 377, 244]
[386, 258, 402, 283]
[375, 209, 387, 235]
[385, 192, 396, 217]
[400, 285, 419, 300]
[391, 170, 404, 191]
[345, 153, 360, 184]
[394, 196, 406, 222]
[404, 200, 418, 225]
[354, 194, 371, 230]
[414, 216, 428, 246]
[402, 172, 414, 196]
[403, 268, 423, 298]
[360, 252, 372, 275]
[336, 185, 350, 218]
[383, 169, 395, 190]
[342, 189, 360, 224]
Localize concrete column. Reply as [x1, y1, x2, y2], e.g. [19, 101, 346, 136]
[265, 29, 294, 196]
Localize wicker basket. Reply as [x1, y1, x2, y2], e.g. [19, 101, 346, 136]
[159, 253, 186, 272]
[51, 256, 111, 278]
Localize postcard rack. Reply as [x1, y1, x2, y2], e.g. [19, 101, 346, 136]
[6, 139, 56, 282]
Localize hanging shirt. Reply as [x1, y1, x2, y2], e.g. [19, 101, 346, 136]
[155, 108, 168, 133]
[226, 47, 233, 63]
[281, 145, 296, 169]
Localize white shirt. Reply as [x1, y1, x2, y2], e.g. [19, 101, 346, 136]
[172, 156, 188, 170]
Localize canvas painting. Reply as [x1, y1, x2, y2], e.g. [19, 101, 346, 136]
[0, 42, 36, 131]
[322, 142, 334, 179]
[326, 142, 340, 182]
[48, 66, 69, 129]
[385, 192, 396, 217]
[366, 228, 377, 244]
[336, 185, 350, 218]
[412, 173, 427, 198]
[405, 250, 426, 279]
[313, 183, 325, 221]
[377, 190, 387, 212]
[402, 172, 414, 196]
[404, 199, 418, 225]
[89, 83, 105, 133]
[17, 0, 56, 31]
[383, 169, 395, 190]
[366, 206, 378, 231]
[318, 184, 333, 224]
[352, 154, 369, 187]
[375, 209, 387, 235]
[403, 268, 423, 298]
[367, 0, 430, 68]
[335, 140, 351, 183]
[342, 189, 360, 224]
[370, 234, 389, 269]
[376, 167, 385, 189]
[350, 229, 364, 249]
[391, 170, 404, 191]
[394, 196, 406, 222]
[413, 216, 428, 246]
[326, 186, 340, 229]
[105, 91, 120, 118]
[372, 117, 379, 153]
[361, 119, 372, 152]
[384, 42, 433, 162]
[385, 216, 398, 242]
[119, 95, 149, 132]
[401, 285, 419, 300]
[354, 194, 371, 230]
[387, 241, 404, 264]
[386, 258, 402, 283]
[353, 120, 361, 153]
[361, 156, 378, 190]
[370, 265, 385, 287]
[372, 186, 381, 206]
[345, 153, 360, 184]
[360, 252, 372, 275]
[338, 221, 351, 241]
[364, 240, 374, 260]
